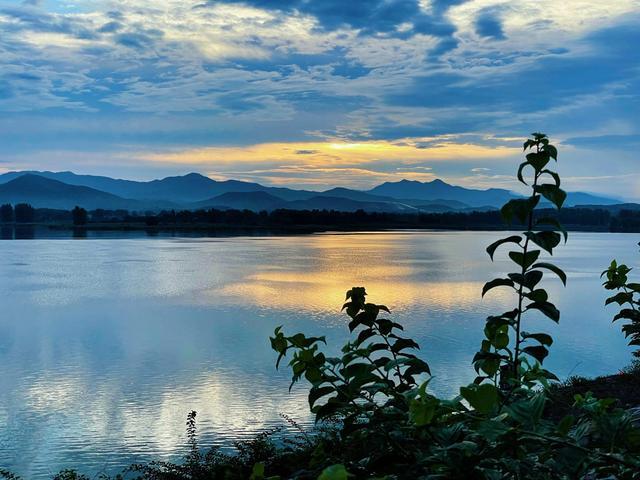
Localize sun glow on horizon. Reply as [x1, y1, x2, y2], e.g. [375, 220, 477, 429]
[141, 138, 520, 166]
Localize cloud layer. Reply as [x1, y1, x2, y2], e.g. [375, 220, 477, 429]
[0, 0, 638, 197]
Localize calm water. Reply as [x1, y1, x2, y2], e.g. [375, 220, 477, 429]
[0, 231, 637, 477]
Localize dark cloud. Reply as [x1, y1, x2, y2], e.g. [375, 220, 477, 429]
[215, 93, 265, 112]
[387, 21, 640, 113]
[563, 135, 640, 150]
[98, 21, 123, 33]
[475, 10, 505, 40]
[0, 6, 98, 39]
[114, 29, 163, 49]
[207, 0, 467, 54]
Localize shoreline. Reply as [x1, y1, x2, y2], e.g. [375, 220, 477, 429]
[0, 221, 622, 239]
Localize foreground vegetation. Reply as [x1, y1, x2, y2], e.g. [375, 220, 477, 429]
[2, 134, 640, 479]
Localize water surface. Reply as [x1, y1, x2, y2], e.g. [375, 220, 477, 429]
[0, 231, 636, 477]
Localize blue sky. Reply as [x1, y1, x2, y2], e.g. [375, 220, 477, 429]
[0, 0, 638, 198]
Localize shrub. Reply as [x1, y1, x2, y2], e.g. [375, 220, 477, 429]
[602, 244, 640, 357]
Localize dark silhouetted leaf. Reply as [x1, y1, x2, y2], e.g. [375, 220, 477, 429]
[532, 262, 567, 285]
[486, 235, 522, 260]
[482, 278, 515, 297]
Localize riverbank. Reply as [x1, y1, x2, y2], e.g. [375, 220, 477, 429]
[0, 220, 632, 240]
[547, 361, 640, 421]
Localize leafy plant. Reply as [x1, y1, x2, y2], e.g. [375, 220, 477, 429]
[267, 134, 640, 478]
[602, 243, 640, 356]
[477, 133, 567, 393]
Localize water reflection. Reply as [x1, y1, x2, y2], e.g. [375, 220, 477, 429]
[0, 231, 636, 477]
[14, 225, 35, 240]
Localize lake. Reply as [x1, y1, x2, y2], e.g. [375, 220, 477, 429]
[0, 231, 637, 477]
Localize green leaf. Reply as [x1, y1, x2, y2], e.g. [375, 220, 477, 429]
[308, 386, 335, 408]
[509, 249, 540, 270]
[501, 196, 540, 224]
[318, 464, 350, 480]
[460, 384, 499, 414]
[482, 278, 515, 297]
[534, 184, 567, 209]
[527, 301, 560, 322]
[557, 415, 574, 436]
[522, 345, 549, 363]
[410, 394, 439, 426]
[510, 270, 543, 289]
[526, 151, 551, 171]
[486, 235, 522, 260]
[525, 231, 562, 254]
[605, 292, 634, 306]
[543, 144, 558, 160]
[535, 216, 568, 242]
[613, 308, 640, 322]
[532, 262, 567, 286]
[517, 162, 530, 185]
[479, 358, 501, 376]
[355, 328, 375, 345]
[250, 462, 265, 480]
[522, 332, 553, 346]
[495, 333, 510, 349]
[390, 338, 420, 353]
[540, 169, 561, 187]
[313, 398, 340, 421]
[526, 289, 548, 302]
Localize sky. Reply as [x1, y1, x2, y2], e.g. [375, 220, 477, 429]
[0, 0, 638, 198]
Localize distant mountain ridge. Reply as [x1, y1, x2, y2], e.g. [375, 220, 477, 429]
[0, 174, 144, 210]
[0, 170, 625, 213]
[369, 179, 518, 206]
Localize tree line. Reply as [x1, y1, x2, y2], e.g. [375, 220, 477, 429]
[1, 202, 639, 232]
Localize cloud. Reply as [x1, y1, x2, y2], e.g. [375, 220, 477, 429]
[0, 0, 638, 197]
[205, 0, 460, 37]
[474, 9, 505, 40]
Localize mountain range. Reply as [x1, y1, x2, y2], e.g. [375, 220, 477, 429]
[0, 171, 625, 213]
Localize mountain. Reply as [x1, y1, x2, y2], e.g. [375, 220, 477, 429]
[565, 192, 621, 207]
[570, 203, 640, 212]
[368, 179, 517, 208]
[0, 171, 313, 203]
[0, 171, 623, 213]
[319, 188, 399, 203]
[0, 174, 143, 210]
[194, 191, 285, 210]
[398, 198, 471, 210]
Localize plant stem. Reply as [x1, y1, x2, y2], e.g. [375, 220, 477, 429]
[513, 146, 540, 379]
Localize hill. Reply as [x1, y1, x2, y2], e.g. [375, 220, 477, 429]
[368, 179, 518, 207]
[0, 171, 624, 213]
[0, 174, 141, 210]
[194, 191, 285, 210]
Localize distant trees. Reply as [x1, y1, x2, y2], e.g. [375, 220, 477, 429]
[72, 206, 88, 226]
[14, 203, 35, 223]
[1, 203, 638, 232]
[0, 204, 13, 223]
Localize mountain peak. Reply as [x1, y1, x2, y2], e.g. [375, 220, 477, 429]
[428, 178, 448, 186]
[368, 177, 516, 207]
[184, 172, 209, 179]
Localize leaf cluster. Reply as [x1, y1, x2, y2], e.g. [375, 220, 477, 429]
[602, 245, 640, 356]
